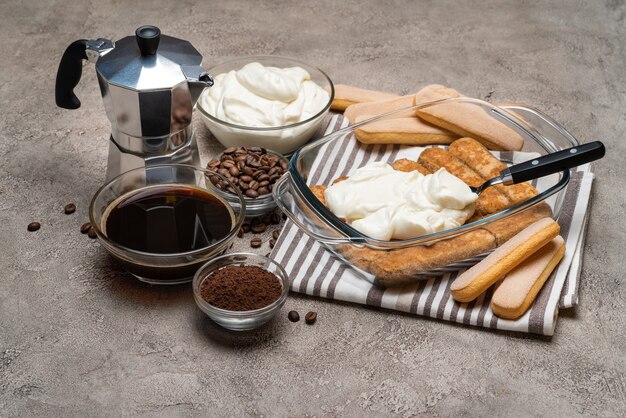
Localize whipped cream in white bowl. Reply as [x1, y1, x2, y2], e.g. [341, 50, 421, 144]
[197, 56, 334, 155]
[324, 162, 477, 241]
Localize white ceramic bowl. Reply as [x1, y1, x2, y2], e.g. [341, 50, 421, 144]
[196, 56, 334, 155]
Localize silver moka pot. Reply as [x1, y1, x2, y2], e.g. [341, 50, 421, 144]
[55, 25, 213, 179]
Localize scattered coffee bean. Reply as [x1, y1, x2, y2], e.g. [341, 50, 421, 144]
[288, 310, 300, 322]
[206, 147, 288, 198]
[271, 212, 281, 224]
[265, 252, 271, 257]
[272, 228, 281, 240]
[87, 227, 97, 239]
[27, 222, 41, 232]
[251, 223, 267, 234]
[242, 223, 251, 233]
[250, 237, 262, 248]
[237, 227, 244, 238]
[305, 311, 317, 325]
[64, 203, 76, 214]
[80, 222, 92, 234]
[269, 238, 276, 248]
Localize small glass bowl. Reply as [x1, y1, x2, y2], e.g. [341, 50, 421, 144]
[89, 164, 246, 285]
[196, 55, 334, 155]
[208, 148, 289, 217]
[193, 253, 290, 331]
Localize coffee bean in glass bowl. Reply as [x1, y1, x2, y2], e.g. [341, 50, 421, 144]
[206, 147, 288, 218]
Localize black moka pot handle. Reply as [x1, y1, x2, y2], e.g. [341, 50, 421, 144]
[501, 141, 605, 184]
[55, 39, 88, 109]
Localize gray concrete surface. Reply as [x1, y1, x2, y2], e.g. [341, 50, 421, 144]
[1, 0, 625, 416]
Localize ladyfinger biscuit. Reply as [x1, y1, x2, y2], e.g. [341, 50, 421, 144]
[417, 148, 511, 216]
[344, 95, 415, 124]
[449, 138, 503, 177]
[354, 116, 457, 145]
[331, 85, 399, 111]
[414, 85, 524, 151]
[371, 229, 497, 286]
[413, 84, 462, 104]
[310, 185, 327, 205]
[391, 159, 431, 175]
[449, 137, 538, 205]
[338, 228, 497, 287]
[482, 202, 552, 246]
[491, 236, 565, 319]
[450, 218, 560, 302]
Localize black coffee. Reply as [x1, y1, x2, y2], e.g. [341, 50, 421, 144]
[104, 185, 233, 254]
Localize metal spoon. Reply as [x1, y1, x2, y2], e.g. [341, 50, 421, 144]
[470, 141, 605, 195]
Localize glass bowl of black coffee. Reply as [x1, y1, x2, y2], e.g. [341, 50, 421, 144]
[89, 164, 246, 285]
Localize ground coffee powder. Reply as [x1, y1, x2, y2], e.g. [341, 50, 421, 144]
[200, 265, 282, 311]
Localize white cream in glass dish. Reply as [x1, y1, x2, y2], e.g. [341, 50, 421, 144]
[196, 56, 334, 155]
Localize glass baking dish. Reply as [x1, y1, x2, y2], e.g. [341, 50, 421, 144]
[273, 98, 579, 284]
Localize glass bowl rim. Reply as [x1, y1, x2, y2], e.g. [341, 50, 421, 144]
[192, 252, 290, 317]
[195, 55, 335, 132]
[89, 163, 247, 258]
[208, 148, 289, 207]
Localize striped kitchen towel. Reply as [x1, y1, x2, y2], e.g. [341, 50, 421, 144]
[271, 114, 593, 335]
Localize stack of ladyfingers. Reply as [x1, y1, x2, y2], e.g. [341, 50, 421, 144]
[331, 84, 524, 151]
[450, 219, 565, 320]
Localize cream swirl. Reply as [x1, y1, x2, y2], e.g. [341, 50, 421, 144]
[323, 162, 477, 240]
[201, 62, 329, 128]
